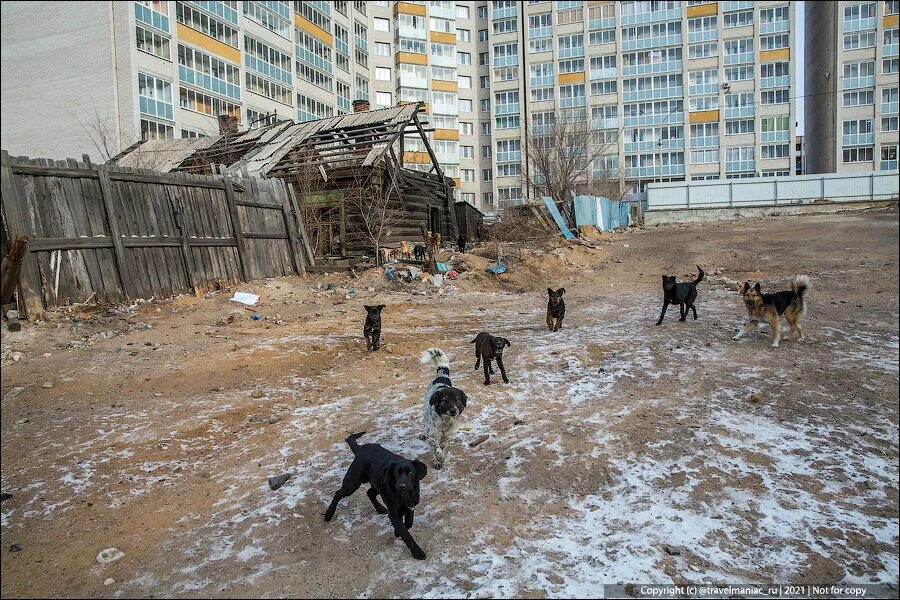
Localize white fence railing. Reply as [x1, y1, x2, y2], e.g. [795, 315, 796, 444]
[646, 170, 900, 211]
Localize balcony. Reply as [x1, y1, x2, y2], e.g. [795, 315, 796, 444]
[724, 51, 753, 65]
[626, 163, 686, 178]
[724, 105, 754, 119]
[624, 111, 685, 127]
[622, 59, 682, 76]
[689, 82, 719, 95]
[623, 85, 684, 102]
[135, 2, 170, 32]
[726, 159, 755, 172]
[621, 7, 682, 25]
[178, 64, 241, 100]
[842, 75, 876, 90]
[722, 1, 754, 10]
[621, 33, 682, 51]
[691, 135, 720, 147]
[843, 133, 875, 146]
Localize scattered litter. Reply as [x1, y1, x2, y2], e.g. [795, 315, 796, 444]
[346, 288, 357, 299]
[9, 544, 22, 553]
[429, 274, 444, 287]
[104, 578, 115, 586]
[447, 270, 459, 280]
[96, 548, 125, 563]
[250, 313, 264, 321]
[3, 387, 25, 402]
[435, 261, 451, 273]
[487, 263, 508, 275]
[42, 353, 52, 358]
[662, 544, 682, 556]
[251, 390, 264, 399]
[0, 493, 12, 502]
[623, 244, 629, 248]
[42, 382, 54, 389]
[750, 393, 761, 403]
[230, 292, 259, 306]
[323, 283, 335, 291]
[248, 414, 266, 424]
[268, 473, 291, 491]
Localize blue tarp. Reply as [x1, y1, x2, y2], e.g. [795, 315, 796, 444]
[541, 197, 576, 239]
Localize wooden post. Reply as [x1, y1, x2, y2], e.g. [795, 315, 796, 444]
[222, 174, 248, 281]
[287, 185, 316, 268]
[0, 151, 44, 319]
[167, 189, 199, 292]
[0, 235, 28, 306]
[279, 180, 305, 276]
[96, 165, 132, 299]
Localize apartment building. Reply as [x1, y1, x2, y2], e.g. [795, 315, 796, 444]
[805, 1, 899, 173]
[1, 1, 801, 216]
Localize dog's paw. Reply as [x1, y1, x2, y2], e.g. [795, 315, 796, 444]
[411, 547, 427, 560]
[771, 342, 780, 348]
[731, 333, 742, 341]
[483, 380, 490, 386]
[502, 377, 510, 384]
[431, 460, 443, 470]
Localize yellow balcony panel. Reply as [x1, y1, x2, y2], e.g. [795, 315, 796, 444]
[395, 2, 427, 16]
[404, 151, 432, 164]
[294, 13, 333, 45]
[558, 71, 586, 84]
[452, 178, 461, 188]
[686, 3, 718, 17]
[432, 79, 458, 92]
[397, 52, 428, 65]
[760, 48, 790, 62]
[434, 128, 459, 140]
[176, 23, 240, 63]
[689, 109, 719, 124]
[431, 31, 457, 44]
[884, 14, 899, 28]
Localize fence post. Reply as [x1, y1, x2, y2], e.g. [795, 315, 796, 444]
[729, 181, 734, 207]
[773, 178, 778, 205]
[0, 150, 45, 319]
[870, 173, 875, 201]
[821, 175, 826, 200]
[166, 188, 198, 292]
[278, 180, 306, 276]
[96, 165, 132, 300]
[223, 174, 248, 282]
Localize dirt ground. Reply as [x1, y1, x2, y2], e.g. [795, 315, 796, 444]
[1, 207, 898, 598]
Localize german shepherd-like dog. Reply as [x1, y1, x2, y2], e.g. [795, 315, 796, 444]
[733, 276, 810, 348]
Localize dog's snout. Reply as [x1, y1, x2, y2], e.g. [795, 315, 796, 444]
[449, 408, 458, 416]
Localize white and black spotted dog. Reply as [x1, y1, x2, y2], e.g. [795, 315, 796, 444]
[418, 348, 468, 470]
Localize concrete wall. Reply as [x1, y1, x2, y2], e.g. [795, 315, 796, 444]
[0, 1, 123, 160]
[643, 199, 897, 225]
[646, 170, 900, 211]
[804, 1, 839, 174]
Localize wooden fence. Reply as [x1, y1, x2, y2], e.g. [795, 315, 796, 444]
[0, 151, 314, 319]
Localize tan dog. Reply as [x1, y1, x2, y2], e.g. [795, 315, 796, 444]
[733, 276, 810, 348]
[399, 240, 414, 259]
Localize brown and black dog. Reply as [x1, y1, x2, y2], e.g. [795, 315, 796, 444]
[471, 332, 511, 385]
[546, 288, 566, 332]
[733, 276, 810, 348]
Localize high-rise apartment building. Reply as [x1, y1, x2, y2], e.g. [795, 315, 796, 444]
[805, 1, 899, 173]
[2, 1, 802, 215]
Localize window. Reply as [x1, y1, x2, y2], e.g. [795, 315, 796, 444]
[136, 26, 170, 60]
[883, 116, 900, 132]
[138, 72, 174, 120]
[495, 115, 521, 129]
[689, 69, 718, 95]
[374, 17, 389, 32]
[375, 91, 392, 106]
[725, 65, 754, 82]
[724, 10, 753, 28]
[460, 145, 474, 158]
[688, 42, 717, 59]
[459, 98, 473, 112]
[690, 148, 720, 164]
[175, 2, 238, 48]
[844, 30, 877, 49]
[457, 4, 470, 19]
[180, 87, 240, 120]
[375, 42, 391, 56]
[458, 51, 471, 65]
[724, 38, 754, 65]
[558, 34, 585, 59]
[433, 65, 457, 82]
[355, 74, 369, 101]
[492, 42, 518, 68]
[843, 89, 876, 106]
[497, 187, 523, 206]
[431, 42, 457, 67]
[843, 60, 876, 88]
[881, 144, 898, 170]
[843, 2, 877, 32]
[458, 75, 472, 88]
[760, 33, 789, 50]
[885, 58, 900, 74]
[140, 118, 174, 141]
[482, 193, 494, 207]
[480, 98, 491, 112]
[479, 52, 489, 66]
[726, 146, 755, 172]
[458, 28, 471, 42]
[479, 28, 489, 42]
[297, 93, 333, 121]
[689, 95, 718, 112]
[688, 16, 718, 43]
[559, 84, 586, 108]
[591, 80, 617, 95]
[725, 119, 754, 135]
[557, 7, 583, 25]
[481, 121, 492, 135]
[558, 58, 585, 74]
[480, 75, 490, 88]
[531, 87, 553, 102]
[887, 1, 900, 15]
[761, 89, 790, 105]
[245, 72, 291, 105]
[761, 5, 790, 34]
[375, 67, 391, 81]
[482, 169, 493, 182]
[843, 146, 874, 162]
[761, 144, 790, 159]
[590, 28, 615, 46]
[459, 121, 474, 135]
[882, 87, 899, 113]
[461, 169, 475, 182]
[493, 18, 518, 34]
[482, 144, 492, 158]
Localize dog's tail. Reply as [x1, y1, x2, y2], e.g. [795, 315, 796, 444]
[345, 432, 365, 454]
[419, 348, 450, 369]
[792, 275, 810, 300]
[693, 266, 705, 286]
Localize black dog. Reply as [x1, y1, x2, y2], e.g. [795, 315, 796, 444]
[324, 432, 428, 560]
[413, 244, 427, 261]
[655, 266, 704, 326]
[546, 288, 566, 331]
[471, 332, 511, 385]
[457, 235, 467, 253]
[363, 304, 385, 351]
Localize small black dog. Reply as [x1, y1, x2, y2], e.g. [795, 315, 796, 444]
[546, 288, 566, 332]
[363, 304, 385, 351]
[655, 266, 704, 326]
[457, 235, 467, 253]
[471, 332, 511, 385]
[324, 432, 428, 560]
[413, 244, 427, 261]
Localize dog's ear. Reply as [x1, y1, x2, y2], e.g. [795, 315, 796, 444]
[364, 305, 372, 311]
[547, 287, 554, 295]
[413, 459, 428, 481]
[377, 304, 385, 310]
[429, 390, 442, 406]
[557, 288, 565, 295]
[382, 461, 397, 484]
[458, 391, 468, 408]
[503, 338, 511, 347]
[754, 282, 761, 293]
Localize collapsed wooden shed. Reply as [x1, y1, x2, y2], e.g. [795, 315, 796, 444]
[113, 103, 462, 262]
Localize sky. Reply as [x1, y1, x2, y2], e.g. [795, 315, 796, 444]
[796, 1, 805, 136]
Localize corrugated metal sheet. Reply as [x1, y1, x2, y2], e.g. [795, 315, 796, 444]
[112, 137, 219, 172]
